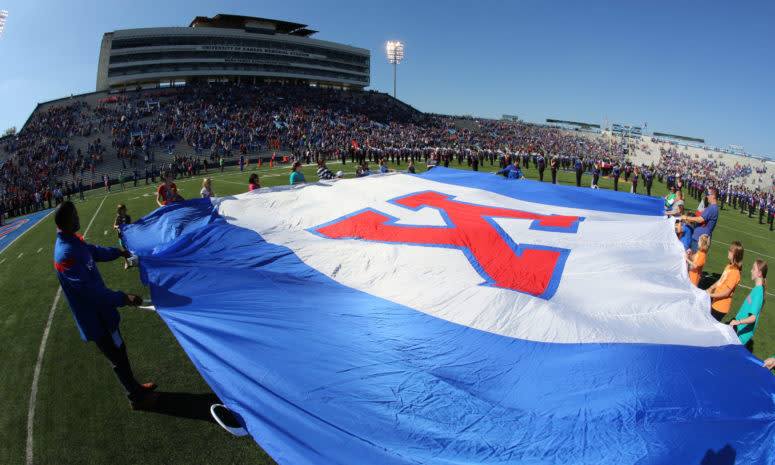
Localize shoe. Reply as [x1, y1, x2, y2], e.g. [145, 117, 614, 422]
[140, 382, 157, 391]
[130, 392, 160, 410]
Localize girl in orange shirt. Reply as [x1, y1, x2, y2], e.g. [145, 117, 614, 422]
[707, 241, 743, 322]
[686, 234, 710, 286]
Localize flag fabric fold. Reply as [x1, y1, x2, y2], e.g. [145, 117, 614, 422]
[123, 167, 775, 465]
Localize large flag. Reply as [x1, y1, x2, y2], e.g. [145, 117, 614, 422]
[123, 168, 775, 465]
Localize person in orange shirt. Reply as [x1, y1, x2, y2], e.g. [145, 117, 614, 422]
[686, 234, 710, 286]
[706, 241, 743, 322]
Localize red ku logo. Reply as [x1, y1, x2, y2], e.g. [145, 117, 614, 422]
[313, 191, 582, 299]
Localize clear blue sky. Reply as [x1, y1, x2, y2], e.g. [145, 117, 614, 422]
[0, 1, 773, 157]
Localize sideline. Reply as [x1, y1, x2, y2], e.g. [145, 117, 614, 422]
[26, 194, 107, 465]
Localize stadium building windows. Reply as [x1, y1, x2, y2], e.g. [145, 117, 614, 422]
[97, 14, 370, 91]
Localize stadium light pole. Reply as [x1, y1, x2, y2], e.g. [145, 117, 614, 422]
[386, 41, 404, 99]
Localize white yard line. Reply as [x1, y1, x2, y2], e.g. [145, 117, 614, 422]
[713, 239, 775, 260]
[26, 194, 107, 465]
[737, 283, 775, 298]
[715, 223, 773, 242]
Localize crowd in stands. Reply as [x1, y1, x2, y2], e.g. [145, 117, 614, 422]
[1, 101, 107, 217]
[2, 82, 772, 223]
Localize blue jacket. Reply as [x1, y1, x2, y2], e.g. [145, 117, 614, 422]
[54, 230, 126, 341]
[497, 164, 523, 179]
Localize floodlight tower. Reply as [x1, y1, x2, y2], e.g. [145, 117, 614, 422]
[0, 10, 8, 39]
[385, 41, 404, 99]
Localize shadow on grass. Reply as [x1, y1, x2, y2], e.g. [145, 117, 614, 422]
[148, 391, 221, 423]
[698, 272, 721, 291]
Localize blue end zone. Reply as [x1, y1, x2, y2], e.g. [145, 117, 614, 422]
[0, 210, 53, 254]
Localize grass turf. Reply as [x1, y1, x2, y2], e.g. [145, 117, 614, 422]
[0, 159, 773, 464]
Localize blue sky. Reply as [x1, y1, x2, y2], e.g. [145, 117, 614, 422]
[0, 1, 773, 157]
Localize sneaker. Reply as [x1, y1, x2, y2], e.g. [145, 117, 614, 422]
[130, 392, 160, 410]
[140, 382, 157, 391]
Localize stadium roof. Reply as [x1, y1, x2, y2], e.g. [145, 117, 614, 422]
[188, 14, 317, 36]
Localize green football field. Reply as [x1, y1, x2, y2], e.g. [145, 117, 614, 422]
[1, 159, 773, 464]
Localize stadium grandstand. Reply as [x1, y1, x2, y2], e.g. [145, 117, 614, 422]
[1, 77, 773, 219]
[96, 14, 370, 91]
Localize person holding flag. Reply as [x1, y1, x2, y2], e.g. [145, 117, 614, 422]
[53, 201, 159, 410]
[495, 158, 524, 179]
[729, 259, 767, 352]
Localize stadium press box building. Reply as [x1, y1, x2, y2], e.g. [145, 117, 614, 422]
[96, 14, 370, 91]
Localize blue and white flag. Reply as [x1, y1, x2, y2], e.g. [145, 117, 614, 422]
[123, 167, 775, 465]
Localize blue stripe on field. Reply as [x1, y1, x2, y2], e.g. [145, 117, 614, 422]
[0, 210, 53, 254]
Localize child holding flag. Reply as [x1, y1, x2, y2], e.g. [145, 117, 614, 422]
[729, 259, 767, 352]
[707, 241, 744, 322]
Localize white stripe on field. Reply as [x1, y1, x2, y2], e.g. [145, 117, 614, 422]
[715, 223, 773, 242]
[26, 194, 107, 465]
[713, 240, 775, 260]
[738, 283, 775, 298]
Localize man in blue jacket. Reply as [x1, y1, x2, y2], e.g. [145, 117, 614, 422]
[53, 201, 159, 410]
[495, 159, 524, 179]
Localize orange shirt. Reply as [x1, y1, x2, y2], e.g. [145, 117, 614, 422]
[711, 264, 740, 314]
[689, 251, 706, 286]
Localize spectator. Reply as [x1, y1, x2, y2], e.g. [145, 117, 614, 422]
[248, 173, 261, 191]
[290, 161, 306, 185]
[53, 201, 159, 410]
[200, 178, 214, 198]
[407, 159, 416, 174]
[729, 259, 767, 352]
[686, 234, 709, 286]
[707, 241, 743, 322]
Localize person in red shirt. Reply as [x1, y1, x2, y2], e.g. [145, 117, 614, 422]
[156, 171, 181, 207]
